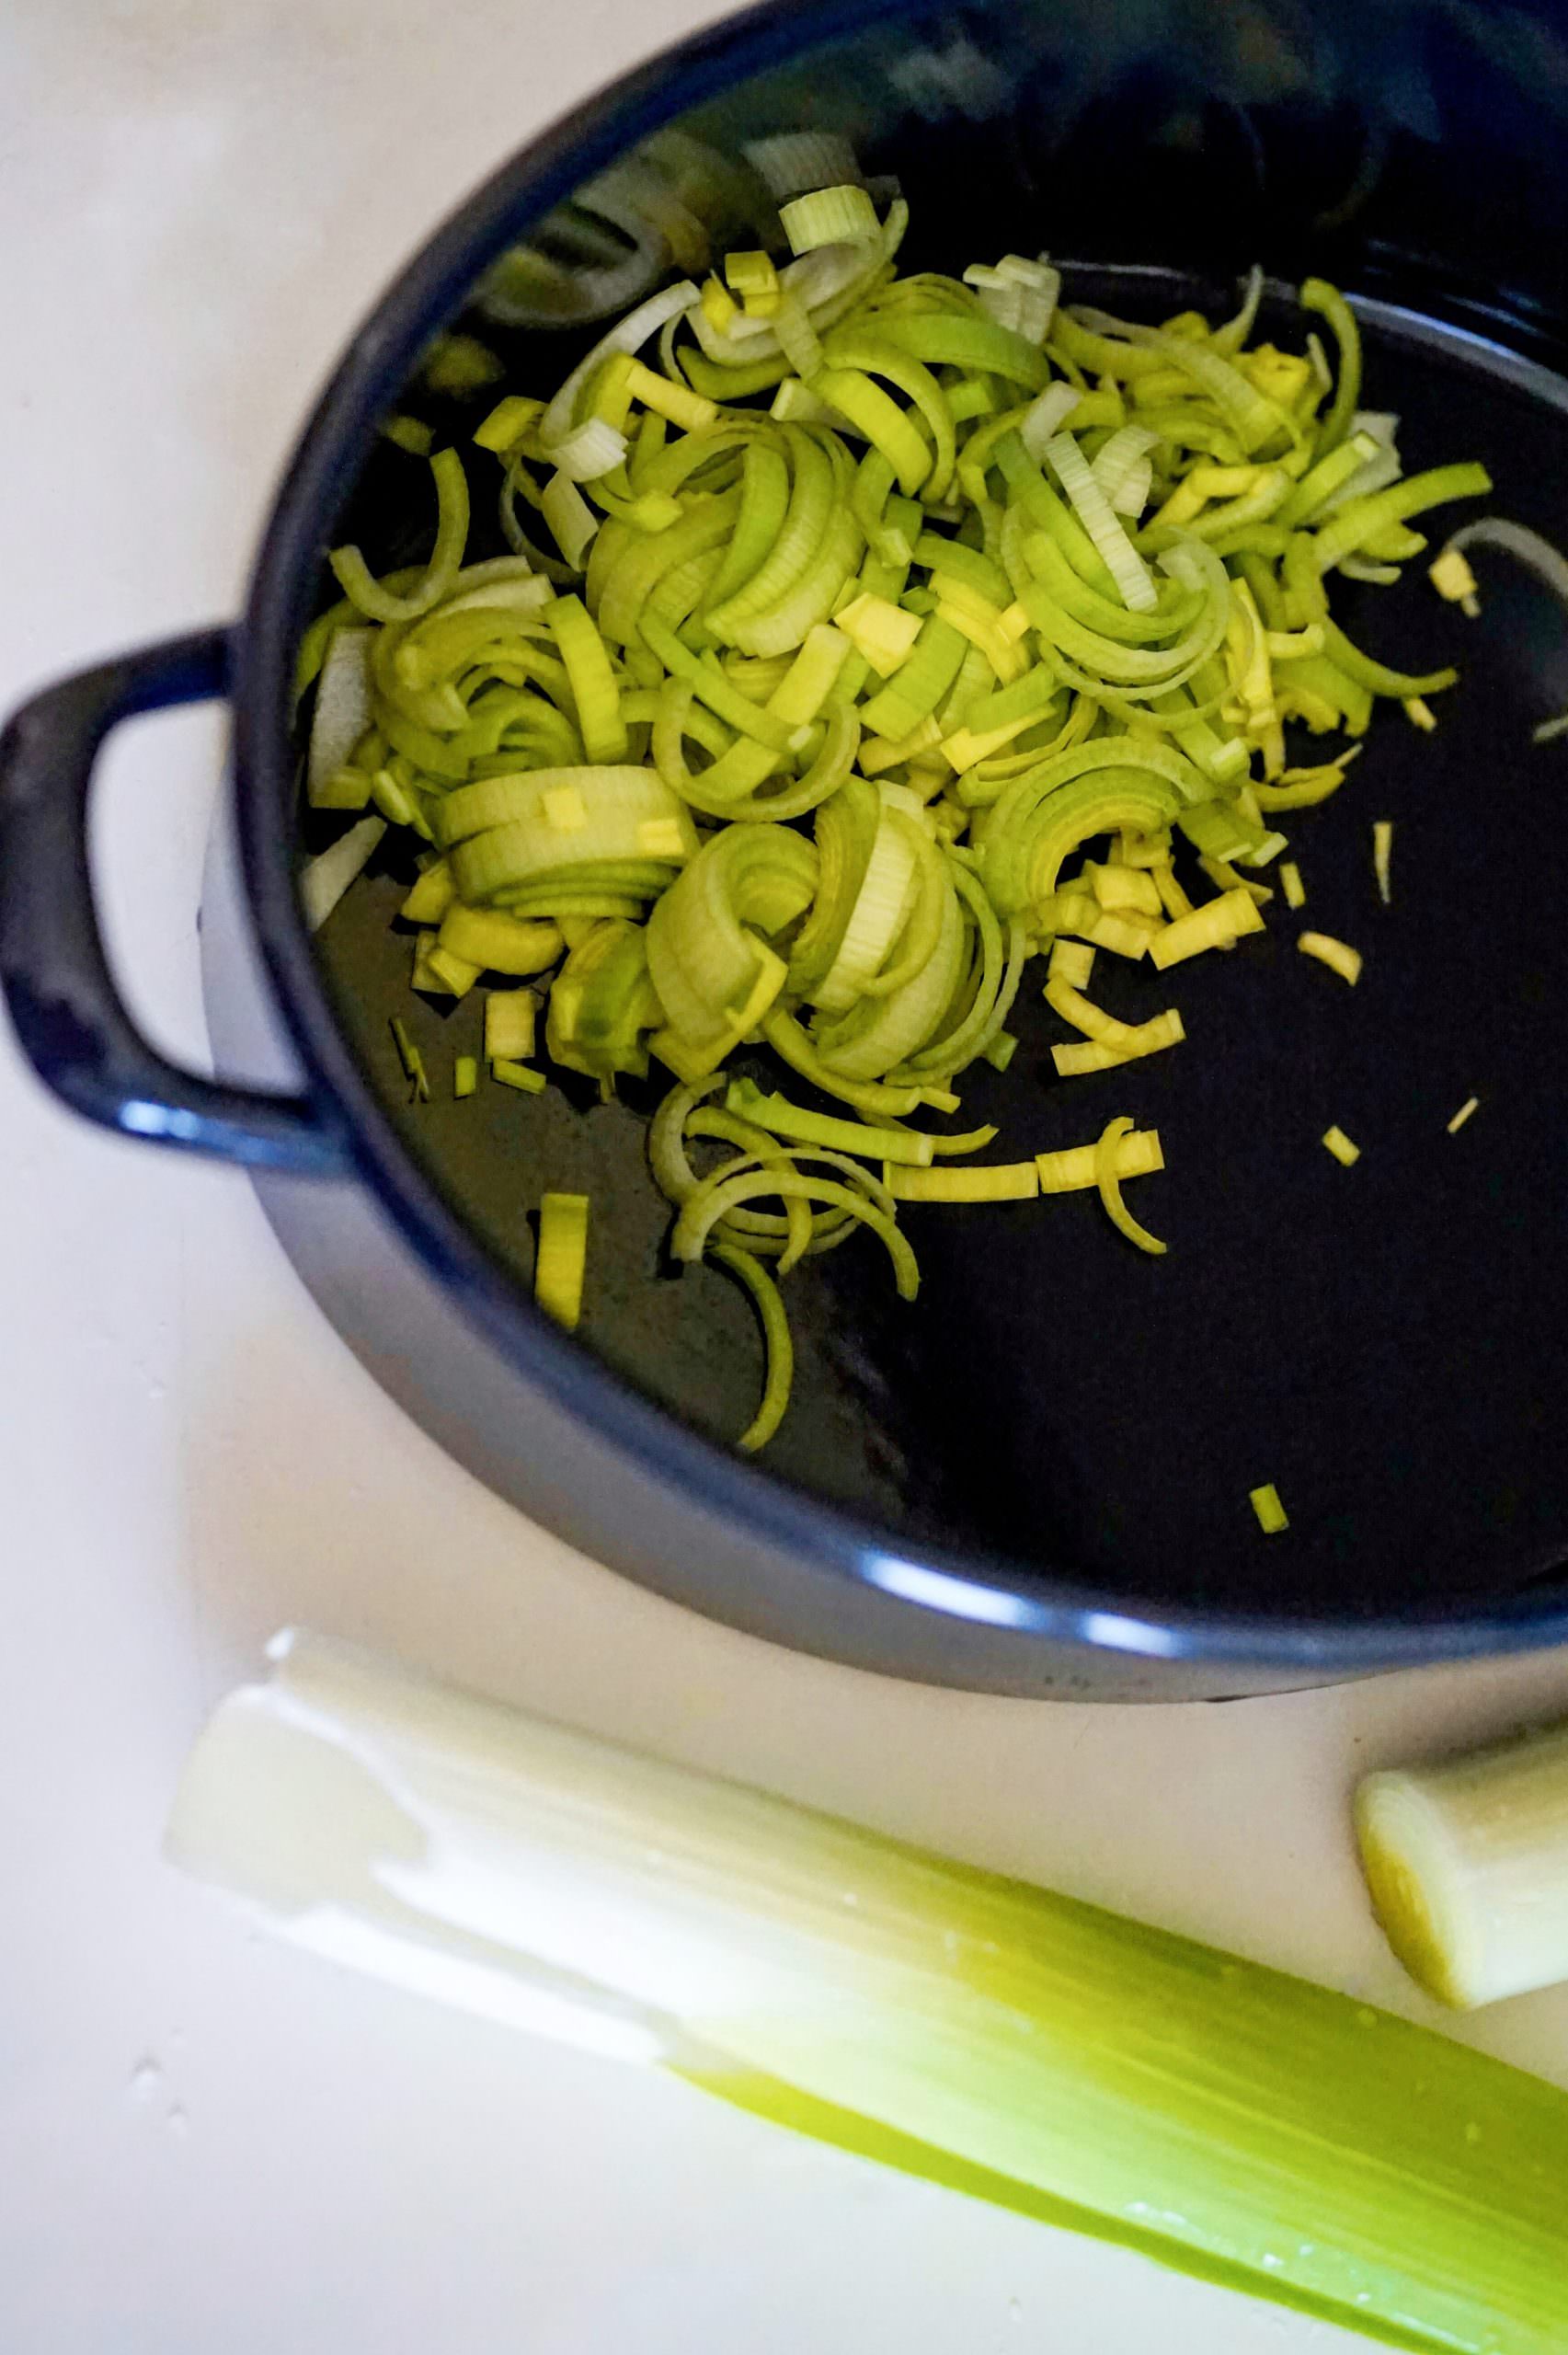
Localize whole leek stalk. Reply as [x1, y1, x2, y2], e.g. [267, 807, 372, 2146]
[169, 1634, 1568, 2355]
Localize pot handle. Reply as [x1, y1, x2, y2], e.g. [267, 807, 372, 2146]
[0, 629, 346, 1175]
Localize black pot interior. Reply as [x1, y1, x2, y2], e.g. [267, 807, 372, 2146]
[300, 0, 1568, 1630]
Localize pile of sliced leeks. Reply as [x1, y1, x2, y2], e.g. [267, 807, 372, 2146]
[298, 178, 1490, 1453]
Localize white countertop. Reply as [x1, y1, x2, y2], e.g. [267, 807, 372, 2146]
[3, 6, 1566, 2349]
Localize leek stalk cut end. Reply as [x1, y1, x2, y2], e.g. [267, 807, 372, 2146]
[1356, 1713, 1568, 2008]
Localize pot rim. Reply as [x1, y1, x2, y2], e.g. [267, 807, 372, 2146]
[231, 0, 1568, 1678]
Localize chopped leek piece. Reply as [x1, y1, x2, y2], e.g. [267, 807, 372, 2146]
[474, 394, 544, 454]
[1148, 890, 1265, 969]
[1372, 820, 1393, 905]
[389, 1017, 429, 1103]
[1044, 431, 1158, 612]
[1036, 1130, 1162, 1194]
[1448, 1096, 1480, 1135]
[886, 1162, 1039, 1203]
[1322, 1126, 1360, 1166]
[779, 183, 879, 254]
[1047, 938, 1095, 990]
[726, 1080, 935, 1167]
[422, 945, 482, 1000]
[535, 1191, 589, 1327]
[306, 627, 374, 805]
[1086, 860, 1162, 916]
[331, 449, 470, 624]
[1279, 860, 1306, 910]
[485, 988, 539, 1064]
[710, 1244, 794, 1452]
[1403, 695, 1436, 731]
[835, 592, 922, 678]
[439, 907, 563, 977]
[453, 1054, 478, 1099]
[1095, 1115, 1167, 1255]
[1356, 1712, 1568, 2008]
[300, 815, 385, 933]
[1299, 931, 1363, 986]
[1051, 1010, 1184, 1076]
[493, 1059, 546, 1095]
[1085, 909, 1159, 961]
[1428, 545, 1480, 615]
[400, 860, 456, 926]
[981, 1030, 1018, 1073]
[1249, 1481, 1289, 1534]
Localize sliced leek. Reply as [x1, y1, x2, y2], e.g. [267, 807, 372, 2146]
[301, 183, 1493, 1453]
[1250, 1481, 1289, 1534]
[1299, 931, 1363, 986]
[535, 1192, 589, 1328]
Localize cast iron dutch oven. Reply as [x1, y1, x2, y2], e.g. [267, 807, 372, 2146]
[6, 0, 1568, 1699]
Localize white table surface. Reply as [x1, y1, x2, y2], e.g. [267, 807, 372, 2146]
[3, 6, 1566, 2349]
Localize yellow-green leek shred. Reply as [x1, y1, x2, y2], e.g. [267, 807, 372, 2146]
[453, 1054, 478, 1099]
[1094, 1115, 1167, 1255]
[1298, 930, 1363, 986]
[535, 1192, 589, 1328]
[1279, 859, 1306, 909]
[1322, 1125, 1361, 1166]
[1148, 890, 1265, 969]
[886, 1161, 1040, 1203]
[1250, 1480, 1289, 1534]
[389, 1017, 429, 1103]
[1448, 1096, 1481, 1135]
[1036, 1130, 1162, 1194]
[492, 1059, 546, 1096]
[1372, 820, 1393, 905]
[710, 1243, 795, 1451]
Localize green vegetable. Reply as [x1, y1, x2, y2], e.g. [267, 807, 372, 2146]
[299, 171, 1490, 1450]
[535, 1191, 588, 1326]
[1357, 1714, 1568, 2010]
[171, 1632, 1568, 2355]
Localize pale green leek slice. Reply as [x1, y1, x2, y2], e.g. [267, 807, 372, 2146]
[1299, 930, 1363, 986]
[1036, 1129, 1162, 1193]
[1148, 890, 1265, 969]
[1250, 1480, 1289, 1534]
[709, 1244, 795, 1450]
[300, 815, 385, 933]
[885, 1161, 1039, 1203]
[725, 1080, 936, 1167]
[535, 1191, 589, 1327]
[1095, 1115, 1167, 1255]
[1322, 1126, 1361, 1166]
[1372, 820, 1393, 905]
[331, 449, 470, 623]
